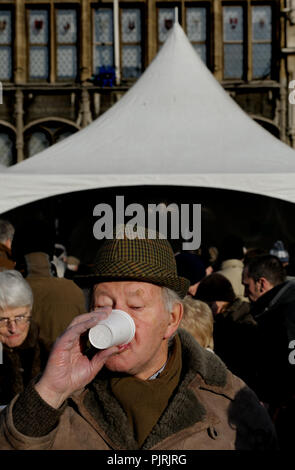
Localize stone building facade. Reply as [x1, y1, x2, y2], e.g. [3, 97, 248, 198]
[0, 0, 294, 166]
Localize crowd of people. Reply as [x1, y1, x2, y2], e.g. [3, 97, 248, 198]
[0, 217, 294, 450]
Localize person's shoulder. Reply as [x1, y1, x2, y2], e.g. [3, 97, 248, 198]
[268, 280, 295, 314]
[43, 276, 83, 291]
[179, 328, 229, 391]
[220, 259, 244, 271]
[53, 276, 80, 286]
[180, 329, 255, 400]
[225, 373, 278, 442]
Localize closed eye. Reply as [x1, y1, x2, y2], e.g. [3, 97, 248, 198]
[93, 305, 112, 310]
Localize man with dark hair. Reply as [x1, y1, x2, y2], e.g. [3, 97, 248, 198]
[243, 255, 286, 300]
[242, 255, 295, 448]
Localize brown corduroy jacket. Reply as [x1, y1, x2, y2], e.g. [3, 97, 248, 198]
[0, 243, 15, 271]
[0, 330, 278, 450]
[25, 252, 86, 343]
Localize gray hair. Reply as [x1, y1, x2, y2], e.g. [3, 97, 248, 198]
[0, 219, 15, 244]
[161, 287, 183, 345]
[161, 287, 182, 312]
[0, 270, 33, 311]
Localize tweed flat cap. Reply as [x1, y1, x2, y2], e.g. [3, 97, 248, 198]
[77, 225, 190, 298]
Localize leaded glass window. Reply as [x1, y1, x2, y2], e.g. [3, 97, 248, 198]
[121, 8, 142, 79]
[0, 10, 12, 81]
[27, 131, 50, 157]
[186, 7, 207, 64]
[56, 9, 77, 79]
[158, 7, 175, 45]
[28, 9, 49, 80]
[93, 8, 114, 73]
[0, 133, 13, 166]
[252, 6, 272, 79]
[223, 6, 244, 79]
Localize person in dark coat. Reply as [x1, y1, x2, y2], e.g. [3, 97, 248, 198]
[0, 270, 51, 406]
[195, 272, 257, 388]
[243, 254, 295, 448]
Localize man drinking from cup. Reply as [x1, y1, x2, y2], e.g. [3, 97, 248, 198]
[0, 226, 277, 450]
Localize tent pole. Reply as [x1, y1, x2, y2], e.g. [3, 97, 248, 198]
[113, 0, 121, 85]
[174, 6, 179, 24]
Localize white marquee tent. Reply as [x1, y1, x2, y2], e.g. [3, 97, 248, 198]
[1, 23, 295, 214]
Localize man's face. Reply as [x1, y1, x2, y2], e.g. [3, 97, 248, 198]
[242, 268, 262, 302]
[93, 281, 177, 380]
[0, 306, 31, 348]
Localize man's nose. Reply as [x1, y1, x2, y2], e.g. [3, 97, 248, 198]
[113, 302, 123, 311]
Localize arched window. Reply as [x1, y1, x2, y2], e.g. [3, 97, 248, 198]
[24, 121, 78, 159]
[0, 132, 14, 166]
[26, 130, 50, 157]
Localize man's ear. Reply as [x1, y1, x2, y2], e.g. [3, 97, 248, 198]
[259, 277, 271, 294]
[163, 302, 183, 339]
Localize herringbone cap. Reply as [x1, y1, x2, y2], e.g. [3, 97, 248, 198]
[79, 225, 190, 298]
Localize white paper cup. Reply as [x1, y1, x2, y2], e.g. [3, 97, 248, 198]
[88, 309, 135, 349]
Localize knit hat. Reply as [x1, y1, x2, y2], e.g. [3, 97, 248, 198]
[76, 225, 190, 298]
[195, 273, 236, 303]
[269, 240, 289, 264]
[175, 252, 206, 285]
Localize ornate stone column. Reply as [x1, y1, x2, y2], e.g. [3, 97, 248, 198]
[14, 89, 24, 162]
[280, 80, 288, 144]
[80, 87, 92, 128]
[80, 0, 91, 82]
[213, 0, 222, 81]
[147, 1, 157, 64]
[15, 0, 26, 83]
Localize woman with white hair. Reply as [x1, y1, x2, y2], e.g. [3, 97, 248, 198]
[0, 270, 51, 406]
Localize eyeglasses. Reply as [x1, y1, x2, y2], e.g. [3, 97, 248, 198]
[0, 315, 32, 328]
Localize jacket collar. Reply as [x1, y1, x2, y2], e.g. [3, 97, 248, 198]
[221, 259, 243, 270]
[70, 329, 232, 449]
[250, 281, 293, 319]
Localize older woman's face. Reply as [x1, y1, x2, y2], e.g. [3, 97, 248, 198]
[0, 306, 31, 348]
